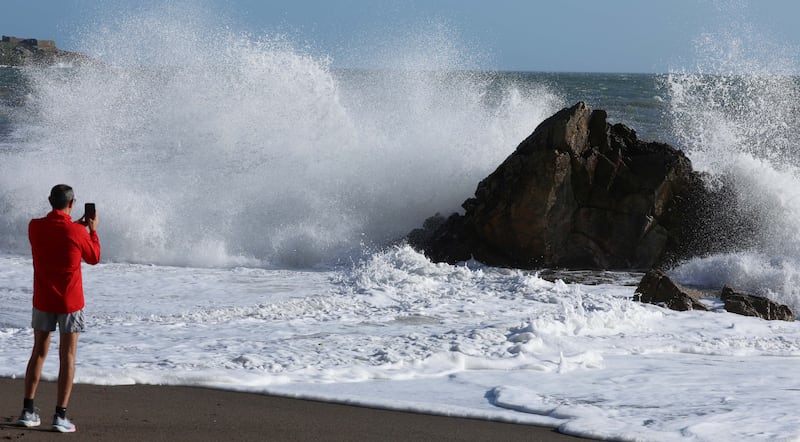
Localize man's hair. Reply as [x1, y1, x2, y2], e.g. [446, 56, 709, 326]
[48, 184, 74, 210]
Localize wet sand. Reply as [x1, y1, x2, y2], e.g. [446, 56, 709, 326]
[0, 378, 598, 441]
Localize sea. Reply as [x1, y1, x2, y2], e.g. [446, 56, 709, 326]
[3, 8, 800, 442]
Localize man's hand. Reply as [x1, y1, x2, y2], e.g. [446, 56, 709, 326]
[78, 213, 99, 232]
[86, 212, 99, 232]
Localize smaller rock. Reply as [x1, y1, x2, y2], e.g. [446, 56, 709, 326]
[634, 269, 708, 311]
[720, 286, 794, 321]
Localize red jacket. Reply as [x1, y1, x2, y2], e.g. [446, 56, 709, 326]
[29, 210, 101, 313]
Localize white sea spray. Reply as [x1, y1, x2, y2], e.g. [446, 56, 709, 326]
[0, 4, 560, 268]
[664, 14, 800, 314]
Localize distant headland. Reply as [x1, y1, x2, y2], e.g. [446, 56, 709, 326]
[0, 35, 86, 66]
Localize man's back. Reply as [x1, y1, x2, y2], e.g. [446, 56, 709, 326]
[29, 210, 100, 314]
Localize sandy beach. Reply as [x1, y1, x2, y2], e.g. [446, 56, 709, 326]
[0, 378, 597, 441]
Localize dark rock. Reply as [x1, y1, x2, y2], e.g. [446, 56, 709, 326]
[634, 272, 795, 321]
[412, 212, 484, 264]
[407, 213, 447, 253]
[634, 269, 708, 311]
[720, 286, 794, 321]
[408, 102, 759, 270]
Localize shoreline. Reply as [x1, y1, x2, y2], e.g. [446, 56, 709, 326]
[0, 378, 598, 441]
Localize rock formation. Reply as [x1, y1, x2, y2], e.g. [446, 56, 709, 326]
[633, 269, 708, 312]
[409, 102, 757, 270]
[634, 270, 794, 321]
[720, 286, 794, 321]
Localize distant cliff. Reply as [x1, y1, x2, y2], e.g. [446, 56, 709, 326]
[0, 35, 85, 66]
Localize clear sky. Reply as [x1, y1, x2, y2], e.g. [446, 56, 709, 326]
[2, 0, 800, 73]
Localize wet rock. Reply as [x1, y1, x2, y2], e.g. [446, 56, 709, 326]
[634, 269, 708, 312]
[721, 286, 794, 321]
[409, 101, 758, 270]
[634, 271, 795, 321]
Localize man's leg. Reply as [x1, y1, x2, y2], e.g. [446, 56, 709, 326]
[24, 330, 51, 401]
[56, 332, 79, 409]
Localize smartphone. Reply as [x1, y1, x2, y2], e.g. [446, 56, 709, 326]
[85, 203, 96, 220]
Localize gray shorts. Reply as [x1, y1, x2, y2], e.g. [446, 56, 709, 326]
[31, 308, 85, 333]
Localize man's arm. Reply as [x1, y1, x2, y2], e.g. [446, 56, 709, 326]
[80, 213, 101, 265]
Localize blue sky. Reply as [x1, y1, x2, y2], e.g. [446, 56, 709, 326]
[2, 0, 800, 72]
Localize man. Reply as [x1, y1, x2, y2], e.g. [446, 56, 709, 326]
[18, 184, 100, 433]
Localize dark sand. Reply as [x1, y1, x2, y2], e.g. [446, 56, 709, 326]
[0, 378, 598, 441]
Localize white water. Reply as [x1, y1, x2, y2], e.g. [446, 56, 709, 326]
[664, 18, 800, 316]
[2, 248, 800, 441]
[4, 3, 800, 441]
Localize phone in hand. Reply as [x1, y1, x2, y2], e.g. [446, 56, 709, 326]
[85, 203, 96, 220]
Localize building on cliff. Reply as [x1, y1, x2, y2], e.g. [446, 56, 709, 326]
[2, 35, 58, 51]
[0, 35, 83, 66]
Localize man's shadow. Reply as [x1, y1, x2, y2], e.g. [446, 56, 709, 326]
[0, 415, 54, 432]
